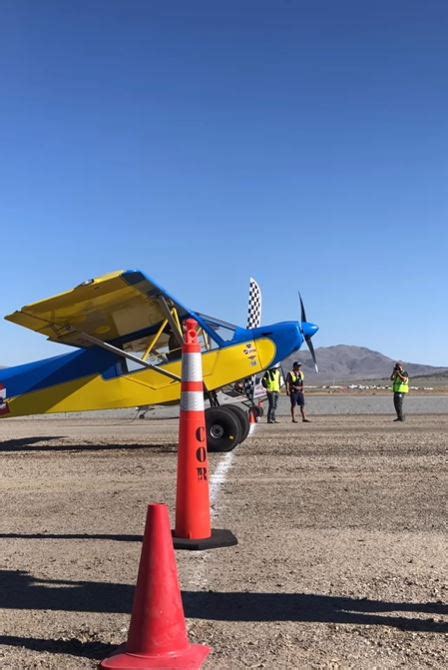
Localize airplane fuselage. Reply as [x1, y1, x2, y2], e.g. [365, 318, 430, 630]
[0, 322, 305, 418]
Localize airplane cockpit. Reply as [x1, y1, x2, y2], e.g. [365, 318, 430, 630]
[119, 306, 242, 373]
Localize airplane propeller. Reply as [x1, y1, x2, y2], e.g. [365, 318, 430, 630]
[299, 292, 319, 373]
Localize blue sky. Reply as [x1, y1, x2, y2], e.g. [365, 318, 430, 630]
[1, 1, 447, 366]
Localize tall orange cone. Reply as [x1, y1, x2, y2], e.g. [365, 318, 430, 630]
[99, 504, 211, 669]
[172, 319, 237, 550]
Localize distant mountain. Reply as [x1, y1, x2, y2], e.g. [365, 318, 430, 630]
[1, 348, 446, 386]
[282, 345, 448, 383]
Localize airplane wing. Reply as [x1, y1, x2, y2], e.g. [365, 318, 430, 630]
[5, 270, 191, 349]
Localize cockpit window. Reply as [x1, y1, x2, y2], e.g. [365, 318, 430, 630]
[121, 321, 183, 371]
[195, 313, 238, 346]
[118, 310, 239, 374]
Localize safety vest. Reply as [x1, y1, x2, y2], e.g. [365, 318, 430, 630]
[392, 373, 409, 394]
[289, 371, 304, 387]
[264, 369, 281, 392]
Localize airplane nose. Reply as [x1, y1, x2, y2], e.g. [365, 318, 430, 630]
[301, 322, 319, 339]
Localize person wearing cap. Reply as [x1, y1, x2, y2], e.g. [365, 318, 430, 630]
[261, 363, 283, 423]
[286, 361, 310, 423]
[390, 361, 409, 421]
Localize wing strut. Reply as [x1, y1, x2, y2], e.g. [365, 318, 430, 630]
[142, 318, 168, 361]
[157, 296, 184, 347]
[79, 332, 181, 382]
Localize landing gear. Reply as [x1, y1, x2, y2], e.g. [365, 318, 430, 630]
[222, 404, 251, 443]
[205, 406, 249, 452]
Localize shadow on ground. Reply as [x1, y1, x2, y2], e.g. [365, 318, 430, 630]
[183, 590, 448, 632]
[0, 437, 176, 452]
[0, 570, 446, 633]
[0, 634, 114, 661]
[0, 532, 142, 541]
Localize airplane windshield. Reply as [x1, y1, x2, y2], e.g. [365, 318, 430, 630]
[195, 313, 238, 344]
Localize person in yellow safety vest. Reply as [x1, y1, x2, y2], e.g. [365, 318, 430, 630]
[390, 361, 409, 422]
[286, 361, 310, 423]
[261, 363, 283, 423]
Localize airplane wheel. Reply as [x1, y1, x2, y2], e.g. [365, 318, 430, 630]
[205, 407, 243, 452]
[254, 405, 264, 418]
[221, 405, 250, 443]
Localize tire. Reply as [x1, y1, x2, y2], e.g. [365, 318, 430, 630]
[254, 405, 264, 418]
[221, 405, 250, 443]
[205, 407, 243, 452]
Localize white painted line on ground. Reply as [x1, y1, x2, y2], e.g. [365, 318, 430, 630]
[188, 450, 236, 587]
[209, 450, 235, 517]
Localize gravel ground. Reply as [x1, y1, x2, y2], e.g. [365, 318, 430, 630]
[0, 409, 447, 669]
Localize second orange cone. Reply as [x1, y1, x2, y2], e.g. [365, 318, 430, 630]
[99, 504, 211, 669]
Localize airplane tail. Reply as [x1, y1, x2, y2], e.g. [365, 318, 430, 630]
[243, 277, 262, 404]
[246, 277, 262, 329]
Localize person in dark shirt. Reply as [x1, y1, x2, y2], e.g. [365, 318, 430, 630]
[286, 361, 310, 423]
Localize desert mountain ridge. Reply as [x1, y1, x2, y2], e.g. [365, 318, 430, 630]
[281, 345, 448, 383]
[1, 345, 447, 385]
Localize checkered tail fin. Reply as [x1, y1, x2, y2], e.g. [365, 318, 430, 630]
[246, 277, 262, 329]
[244, 277, 262, 403]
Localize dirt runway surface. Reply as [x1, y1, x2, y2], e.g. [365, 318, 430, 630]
[0, 412, 447, 669]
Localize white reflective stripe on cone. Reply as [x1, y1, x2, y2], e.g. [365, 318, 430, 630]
[181, 352, 203, 382]
[180, 391, 205, 412]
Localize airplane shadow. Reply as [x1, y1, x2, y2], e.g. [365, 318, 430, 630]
[0, 570, 446, 634]
[0, 437, 177, 453]
[0, 532, 142, 542]
[0, 436, 64, 451]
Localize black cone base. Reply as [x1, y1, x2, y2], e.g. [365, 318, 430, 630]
[172, 528, 238, 551]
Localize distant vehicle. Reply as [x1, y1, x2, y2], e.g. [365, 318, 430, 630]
[0, 270, 318, 450]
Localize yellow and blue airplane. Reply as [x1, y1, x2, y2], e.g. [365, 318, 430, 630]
[0, 270, 318, 450]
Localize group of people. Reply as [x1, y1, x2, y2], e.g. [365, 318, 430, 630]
[261, 360, 410, 424]
[262, 360, 310, 424]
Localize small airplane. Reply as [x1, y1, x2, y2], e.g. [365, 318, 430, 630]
[0, 270, 318, 451]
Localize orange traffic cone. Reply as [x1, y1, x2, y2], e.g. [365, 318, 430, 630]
[248, 407, 257, 436]
[172, 319, 237, 550]
[99, 504, 211, 669]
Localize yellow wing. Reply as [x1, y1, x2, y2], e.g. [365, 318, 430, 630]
[5, 270, 189, 349]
